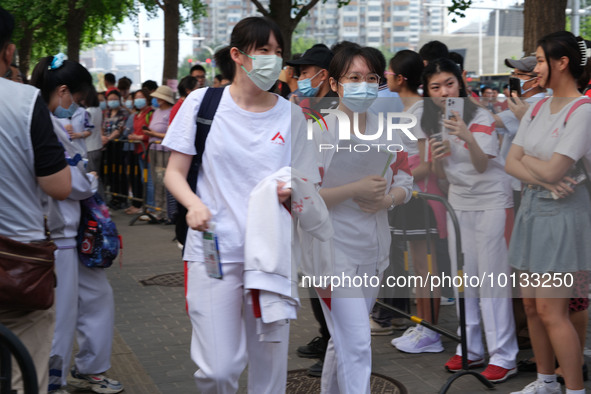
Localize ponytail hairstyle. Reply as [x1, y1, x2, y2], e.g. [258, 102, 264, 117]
[389, 50, 424, 93]
[30, 54, 93, 104]
[537, 31, 591, 89]
[421, 57, 479, 136]
[214, 16, 284, 82]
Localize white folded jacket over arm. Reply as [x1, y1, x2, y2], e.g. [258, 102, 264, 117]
[244, 166, 333, 342]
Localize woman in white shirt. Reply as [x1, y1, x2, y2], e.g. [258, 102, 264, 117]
[312, 44, 413, 393]
[163, 17, 318, 393]
[426, 57, 518, 384]
[506, 31, 591, 394]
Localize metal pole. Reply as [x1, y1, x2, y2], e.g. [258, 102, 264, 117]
[494, 9, 499, 74]
[478, 16, 483, 76]
[573, 0, 581, 36]
[138, 4, 145, 84]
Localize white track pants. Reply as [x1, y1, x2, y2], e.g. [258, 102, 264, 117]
[50, 246, 115, 388]
[447, 209, 518, 369]
[317, 261, 382, 394]
[186, 261, 289, 394]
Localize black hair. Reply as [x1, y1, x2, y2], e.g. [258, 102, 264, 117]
[330, 41, 360, 55]
[104, 72, 116, 85]
[214, 74, 223, 83]
[328, 45, 385, 83]
[214, 47, 234, 83]
[482, 85, 493, 93]
[448, 51, 464, 71]
[419, 41, 449, 65]
[214, 17, 284, 82]
[492, 86, 499, 93]
[30, 56, 93, 104]
[389, 50, 423, 92]
[537, 30, 591, 89]
[421, 57, 478, 136]
[365, 47, 386, 83]
[106, 89, 121, 100]
[141, 80, 158, 92]
[117, 76, 132, 90]
[0, 7, 14, 51]
[190, 64, 206, 74]
[85, 85, 99, 107]
[178, 75, 197, 97]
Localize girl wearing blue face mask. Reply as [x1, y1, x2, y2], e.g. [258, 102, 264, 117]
[101, 89, 129, 209]
[164, 17, 319, 393]
[30, 55, 123, 394]
[309, 45, 413, 393]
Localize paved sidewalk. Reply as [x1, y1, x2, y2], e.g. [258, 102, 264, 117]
[103, 210, 591, 393]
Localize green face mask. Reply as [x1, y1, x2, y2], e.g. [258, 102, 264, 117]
[240, 50, 283, 91]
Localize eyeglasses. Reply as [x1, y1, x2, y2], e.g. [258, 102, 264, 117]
[384, 71, 407, 80]
[341, 72, 380, 84]
[511, 72, 536, 78]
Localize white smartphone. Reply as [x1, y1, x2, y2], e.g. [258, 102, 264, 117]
[446, 98, 464, 122]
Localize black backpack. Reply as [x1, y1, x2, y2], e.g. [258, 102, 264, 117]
[175, 87, 224, 246]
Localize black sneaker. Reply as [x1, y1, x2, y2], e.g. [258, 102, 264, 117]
[307, 359, 323, 377]
[297, 337, 327, 359]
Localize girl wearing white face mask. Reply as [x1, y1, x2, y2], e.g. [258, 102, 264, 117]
[163, 17, 319, 393]
[310, 44, 413, 393]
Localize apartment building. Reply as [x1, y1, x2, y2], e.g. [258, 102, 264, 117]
[195, 0, 445, 53]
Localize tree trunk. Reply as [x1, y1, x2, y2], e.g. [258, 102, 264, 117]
[162, 0, 180, 84]
[523, 0, 567, 55]
[269, 0, 296, 61]
[65, 0, 87, 62]
[18, 23, 34, 78]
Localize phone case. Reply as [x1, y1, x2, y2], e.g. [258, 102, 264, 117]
[446, 98, 464, 121]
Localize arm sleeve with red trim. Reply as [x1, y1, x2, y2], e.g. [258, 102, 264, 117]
[389, 150, 413, 204]
[554, 104, 591, 162]
[468, 110, 498, 157]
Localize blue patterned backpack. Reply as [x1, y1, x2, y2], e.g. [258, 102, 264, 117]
[77, 193, 121, 268]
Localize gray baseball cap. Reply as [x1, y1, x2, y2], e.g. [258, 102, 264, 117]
[505, 56, 536, 73]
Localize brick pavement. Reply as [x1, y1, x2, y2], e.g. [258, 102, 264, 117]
[104, 210, 591, 393]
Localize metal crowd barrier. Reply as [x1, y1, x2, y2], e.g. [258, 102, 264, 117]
[0, 323, 38, 394]
[100, 139, 170, 225]
[375, 191, 494, 393]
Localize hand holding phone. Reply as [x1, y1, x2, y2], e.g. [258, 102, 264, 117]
[509, 77, 521, 99]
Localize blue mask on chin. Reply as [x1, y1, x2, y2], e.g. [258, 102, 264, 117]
[54, 91, 79, 118]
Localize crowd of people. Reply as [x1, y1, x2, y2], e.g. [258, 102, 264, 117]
[2, 6, 591, 394]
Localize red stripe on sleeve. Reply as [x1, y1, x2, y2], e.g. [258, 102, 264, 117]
[390, 151, 411, 177]
[469, 123, 495, 135]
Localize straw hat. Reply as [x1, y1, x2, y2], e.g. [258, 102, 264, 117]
[151, 85, 175, 105]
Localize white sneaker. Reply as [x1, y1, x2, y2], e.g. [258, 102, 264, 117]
[440, 297, 455, 306]
[510, 380, 561, 394]
[391, 326, 420, 347]
[395, 327, 444, 353]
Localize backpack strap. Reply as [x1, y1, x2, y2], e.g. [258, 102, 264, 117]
[145, 109, 154, 125]
[530, 97, 550, 120]
[188, 87, 224, 190]
[564, 97, 591, 126]
[176, 87, 224, 246]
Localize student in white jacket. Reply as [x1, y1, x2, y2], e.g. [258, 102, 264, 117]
[31, 55, 122, 394]
[163, 17, 319, 393]
[311, 44, 413, 394]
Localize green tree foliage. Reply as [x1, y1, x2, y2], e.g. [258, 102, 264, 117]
[1, 0, 134, 74]
[140, 0, 206, 84]
[250, 0, 351, 61]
